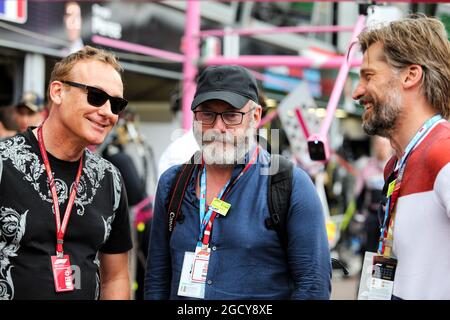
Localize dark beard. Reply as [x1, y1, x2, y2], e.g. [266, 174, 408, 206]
[362, 95, 400, 138]
[362, 109, 396, 137]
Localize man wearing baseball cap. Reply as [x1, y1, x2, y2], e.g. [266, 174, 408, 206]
[14, 91, 45, 132]
[145, 65, 331, 300]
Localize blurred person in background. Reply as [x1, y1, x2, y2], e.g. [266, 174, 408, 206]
[63, 1, 84, 55]
[14, 91, 45, 132]
[353, 136, 392, 255]
[0, 105, 18, 140]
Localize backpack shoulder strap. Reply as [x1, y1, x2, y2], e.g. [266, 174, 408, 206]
[167, 153, 199, 237]
[265, 154, 294, 248]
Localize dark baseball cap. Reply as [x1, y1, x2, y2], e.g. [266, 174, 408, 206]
[191, 65, 259, 110]
[16, 91, 44, 113]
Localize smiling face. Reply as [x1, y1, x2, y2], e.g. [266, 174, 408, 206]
[352, 42, 404, 137]
[53, 59, 123, 146]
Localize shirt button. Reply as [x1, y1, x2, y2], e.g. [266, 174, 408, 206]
[207, 280, 212, 285]
[212, 246, 217, 251]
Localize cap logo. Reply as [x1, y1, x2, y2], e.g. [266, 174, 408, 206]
[214, 72, 224, 82]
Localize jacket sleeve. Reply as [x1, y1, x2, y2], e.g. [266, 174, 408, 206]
[287, 168, 332, 300]
[143, 166, 179, 300]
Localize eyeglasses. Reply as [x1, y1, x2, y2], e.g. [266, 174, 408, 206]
[193, 108, 255, 126]
[61, 80, 128, 115]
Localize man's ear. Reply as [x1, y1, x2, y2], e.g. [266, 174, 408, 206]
[49, 81, 63, 105]
[253, 103, 262, 128]
[402, 64, 423, 90]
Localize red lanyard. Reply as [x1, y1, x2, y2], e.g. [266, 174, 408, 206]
[201, 147, 260, 246]
[37, 126, 83, 257]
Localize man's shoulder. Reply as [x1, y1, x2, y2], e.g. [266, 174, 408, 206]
[85, 149, 122, 177]
[291, 163, 313, 184]
[154, 164, 185, 206]
[0, 132, 27, 145]
[426, 143, 450, 176]
[261, 152, 312, 184]
[404, 123, 450, 184]
[423, 122, 450, 166]
[0, 132, 33, 158]
[158, 164, 183, 189]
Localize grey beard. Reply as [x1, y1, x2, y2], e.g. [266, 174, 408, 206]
[194, 119, 256, 166]
[201, 130, 255, 166]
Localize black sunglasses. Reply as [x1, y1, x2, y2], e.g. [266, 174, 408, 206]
[61, 80, 128, 115]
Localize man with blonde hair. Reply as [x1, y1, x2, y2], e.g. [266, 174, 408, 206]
[353, 15, 450, 299]
[0, 46, 132, 299]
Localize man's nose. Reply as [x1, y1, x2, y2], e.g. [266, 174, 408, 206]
[98, 99, 115, 116]
[352, 82, 365, 101]
[212, 114, 227, 132]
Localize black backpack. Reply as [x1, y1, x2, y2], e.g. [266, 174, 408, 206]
[165, 152, 348, 274]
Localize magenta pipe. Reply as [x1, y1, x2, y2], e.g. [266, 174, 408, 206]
[295, 108, 310, 139]
[200, 25, 354, 38]
[204, 55, 362, 68]
[258, 109, 279, 128]
[182, 0, 200, 131]
[91, 35, 184, 62]
[319, 15, 366, 137]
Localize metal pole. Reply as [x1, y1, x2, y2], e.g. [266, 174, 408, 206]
[305, 14, 366, 162]
[92, 35, 184, 62]
[182, 0, 200, 131]
[199, 25, 354, 38]
[204, 55, 362, 68]
[319, 15, 366, 137]
[295, 108, 311, 139]
[258, 109, 279, 128]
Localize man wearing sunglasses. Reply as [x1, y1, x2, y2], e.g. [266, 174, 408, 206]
[145, 65, 331, 300]
[0, 46, 132, 299]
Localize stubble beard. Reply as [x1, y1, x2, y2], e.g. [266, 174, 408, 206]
[362, 83, 402, 138]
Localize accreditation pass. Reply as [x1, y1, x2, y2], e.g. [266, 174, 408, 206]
[178, 246, 211, 299]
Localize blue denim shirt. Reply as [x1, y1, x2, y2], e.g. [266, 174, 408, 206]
[144, 148, 331, 300]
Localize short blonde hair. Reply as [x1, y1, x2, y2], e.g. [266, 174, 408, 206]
[358, 15, 450, 119]
[48, 46, 123, 100]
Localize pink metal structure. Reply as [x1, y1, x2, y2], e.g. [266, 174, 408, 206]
[319, 14, 365, 140]
[258, 109, 279, 128]
[295, 108, 311, 139]
[181, 0, 200, 131]
[90, 3, 366, 150]
[92, 35, 184, 62]
[201, 15, 365, 161]
[204, 55, 362, 68]
[199, 24, 354, 37]
[307, 14, 366, 161]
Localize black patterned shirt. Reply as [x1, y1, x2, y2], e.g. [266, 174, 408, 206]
[0, 129, 132, 300]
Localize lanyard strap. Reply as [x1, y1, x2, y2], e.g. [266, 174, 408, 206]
[378, 114, 442, 256]
[198, 147, 260, 247]
[198, 166, 229, 243]
[37, 126, 83, 256]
